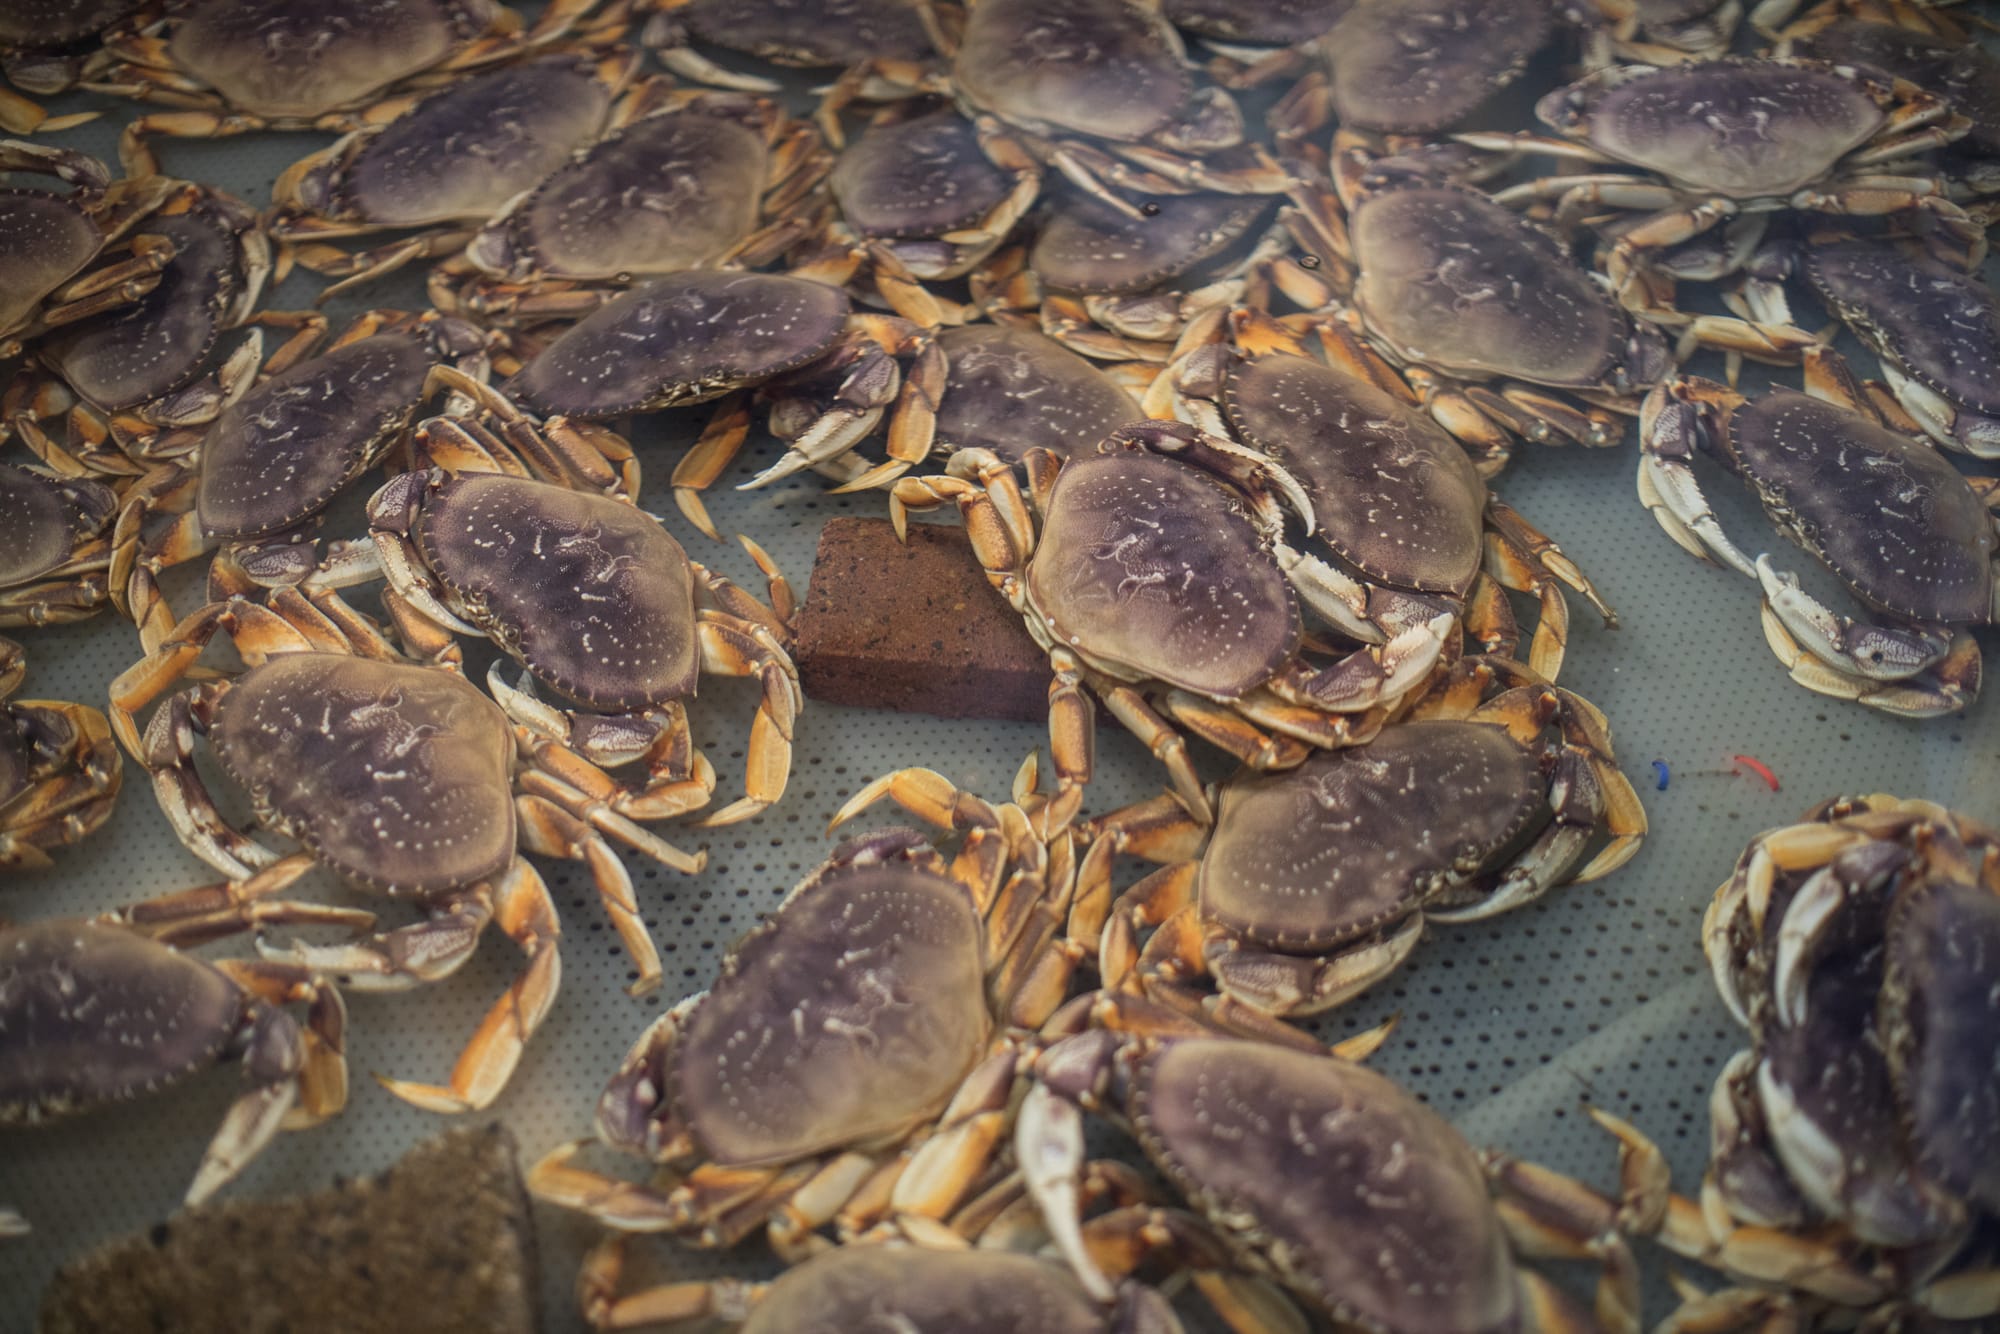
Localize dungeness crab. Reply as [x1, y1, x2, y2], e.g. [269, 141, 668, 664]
[106, 599, 714, 1108]
[530, 779, 1094, 1265]
[1326, 148, 1672, 462]
[1079, 662, 1645, 1026]
[1597, 794, 2000, 1329]
[1159, 310, 1618, 680]
[1, 911, 347, 1208]
[1016, 1009, 1649, 1332]
[1639, 347, 1999, 715]
[892, 420, 1411, 822]
[0, 140, 174, 363]
[0, 461, 117, 629]
[1474, 58, 1987, 313]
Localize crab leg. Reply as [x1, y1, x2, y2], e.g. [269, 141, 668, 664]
[1755, 555, 1955, 683]
[1760, 603, 1977, 718]
[517, 793, 662, 997]
[140, 691, 283, 878]
[670, 392, 751, 541]
[180, 960, 346, 1205]
[371, 861, 562, 1114]
[99, 852, 369, 947]
[692, 613, 800, 827]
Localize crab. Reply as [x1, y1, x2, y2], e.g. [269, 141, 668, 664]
[1639, 346, 1999, 716]
[788, 324, 1146, 492]
[1600, 0, 1744, 62]
[1470, 58, 1988, 323]
[104, 308, 496, 651]
[0, 636, 121, 870]
[0, 140, 177, 364]
[105, 605, 716, 1106]
[1157, 309, 1620, 682]
[264, 49, 645, 298]
[1310, 0, 1607, 141]
[0, 461, 117, 629]
[431, 88, 832, 328]
[79, 0, 599, 176]
[1763, 0, 2000, 196]
[1075, 664, 1645, 1029]
[1739, 231, 2000, 458]
[571, 1233, 1189, 1334]
[1013, 1008, 1648, 1333]
[1592, 794, 2000, 1329]
[923, 0, 1291, 218]
[17, 181, 277, 476]
[637, 0, 939, 139]
[1319, 148, 1673, 463]
[0, 0, 145, 133]
[359, 439, 802, 829]
[500, 267, 938, 536]
[0, 912, 347, 1209]
[1000, 184, 1332, 366]
[527, 782, 1097, 1261]
[826, 102, 1042, 323]
[891, 420, 1434, 823]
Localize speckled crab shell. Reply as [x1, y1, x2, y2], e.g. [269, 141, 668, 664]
[932, 326, 1139, 464]
[208, 653, 517, 897]
[37, 184, 263, 412]
[741, 1247, 1136, 1334]
[397, 472, 701, 712]
[469, 105, 770, 282]
[294, 53, 619, 230]
[1163, 0, 1350, 44]
[953, 0, 1194, 144]
[0, 0, 144, 60]
[1129, 1039, 1520, 1334]
[0, 919, 249, 1123]
[505, 270, 851, 419]
[1802, 239, 2000, 420]
[1199, 722, 1545, 953]
[830, 108, 1013, 241]
[0, 190, 104, 338]
[1024, 445, 1300, 699]
[1724, 390, 1995, 624]
[153, 0, 502, 120]
[1221, 350, 1487, 595]
[1791, 19, 1999, 155]
[196, 332, 436, 542]
[672, 0, 933, 66]
[1031, 189, 1275, 296]
[0, 463, 115, 592]
[1326, 0, 1554, 135]
[595, 829, 992, 1168]
[1535, 58, 1897, 199]
[1348, 179, 1644, 392]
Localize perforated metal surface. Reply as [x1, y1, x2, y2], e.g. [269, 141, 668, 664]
[3, 43, 1998, 1334]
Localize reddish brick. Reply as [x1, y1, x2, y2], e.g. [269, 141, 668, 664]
[795, 517, 1053, 723]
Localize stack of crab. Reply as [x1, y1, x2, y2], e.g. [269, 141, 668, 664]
[0, 0, 1997, 1329]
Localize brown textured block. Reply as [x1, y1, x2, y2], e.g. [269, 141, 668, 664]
[38, 1124, 541, 1334]
[796, 516, 1054, 723]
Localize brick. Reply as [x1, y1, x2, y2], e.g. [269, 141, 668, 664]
[795, 516, 1053, 724]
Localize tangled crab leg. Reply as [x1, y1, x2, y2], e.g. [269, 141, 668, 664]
[179, 958, 348, 1205]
